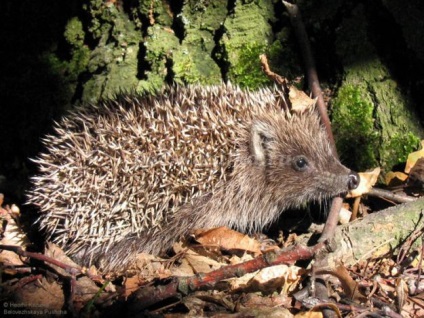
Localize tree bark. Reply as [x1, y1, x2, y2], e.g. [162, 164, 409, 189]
[300, 198, 424, 266]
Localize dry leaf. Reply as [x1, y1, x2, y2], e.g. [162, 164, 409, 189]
[228, 253, 254, 265]
[288, 85, 316, 112]
[133, 252, 171, 280]
[407, 157, 424, 187]
[319, 264, 368, 303]
[226, 271, 258, 291]
[247, 264, 305, 295]
[0, 202, 29, 270]
[0, 204, 27, 247]
[385, 171, 409, 186]
[240, 293, 293, 312]
[404, 292, 424, 317]
[347, 167, 380, 198]
[124, 275, 145, 297]
[239, 306, 294, 317]
[395, 277, 408, 313]
[180, 252, 224, 276]
[295, 310, 324, 318]
[405, 140, 424, 173]
[9, 277, 66, 313]
[44, 242, 81, 276]
[171, 242, 226, 276]
[193, 226, 261, 254]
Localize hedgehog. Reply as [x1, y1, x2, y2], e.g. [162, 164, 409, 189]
[27, 83, 359, 272]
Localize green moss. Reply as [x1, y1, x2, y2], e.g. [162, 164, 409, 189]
[174, 51, 219, 84]
[79, 2, 143, 101]
[333, 4, 423, 173]
[170, 1, 225, 85]
[78, 1, 294, 95]
[227, 42, 270, 88]
[333, 82, 422, 172]
[37, 52, 75, 111]
[138, 25, 180, 91]
[333, 70, 423, 172]
[332, 85, 379, 170]
[38, 17, 90, 105]
[64, 17, 85, 47]
[219, 0, 276, 88]
[384, 132, 420, 168]
[63, 18, 90, 79]
[225, 40, 292, 89]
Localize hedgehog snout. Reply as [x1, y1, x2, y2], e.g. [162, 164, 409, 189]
[347, 171, 360, 190]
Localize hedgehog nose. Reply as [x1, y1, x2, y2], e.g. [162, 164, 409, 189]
[347, 171, 360, 190]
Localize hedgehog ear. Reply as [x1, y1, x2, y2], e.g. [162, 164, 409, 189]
[250, 120, 275, 166]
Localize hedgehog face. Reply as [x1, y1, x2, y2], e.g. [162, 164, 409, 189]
[248, 111, 359, 207]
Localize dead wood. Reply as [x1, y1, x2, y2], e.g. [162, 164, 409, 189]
[299, 198, 424, 267]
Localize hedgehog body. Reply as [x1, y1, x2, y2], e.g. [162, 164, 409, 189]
[27, 84, 358, 271]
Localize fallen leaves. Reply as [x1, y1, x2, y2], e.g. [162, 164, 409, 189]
[193, 226, 263, 255]
[1, 195, 423, 317]
[0, 197, 29, 271]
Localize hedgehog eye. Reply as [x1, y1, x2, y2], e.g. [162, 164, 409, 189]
[292, 155, 309, 172]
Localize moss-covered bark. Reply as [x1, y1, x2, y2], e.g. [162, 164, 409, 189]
[78, 1, 143, 100]
[298, 198, 424, 266]
[60, 0, 299, 99]
[331, 4, 422, 173]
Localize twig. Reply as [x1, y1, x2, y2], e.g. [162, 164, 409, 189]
[0, 245, 81, 274]
[282, 3, 346, 315]
[0, 245, 103, 282]
[282, 0, 343, 254]
[417, 235, 424, 294]
[282, 1, 336, 153]
[369, 187, 417, 203]
[0, 244, 110, 315]
[260, 54, 290, 88]
[125, 242, 326, 314]
[260, 54, 292, 109]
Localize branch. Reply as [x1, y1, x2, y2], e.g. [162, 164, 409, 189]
[369, 187, 417, 203]
[282, 1, 336, 154]
[282, 3, 355, 312]
[282, 0, 343, 253]
[125, 242, 326, 314]
[0, 245, 81, 275]
[297, 198, 424, 266]
[0, 245, 103, 282]
[260, 54, 292, 110]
